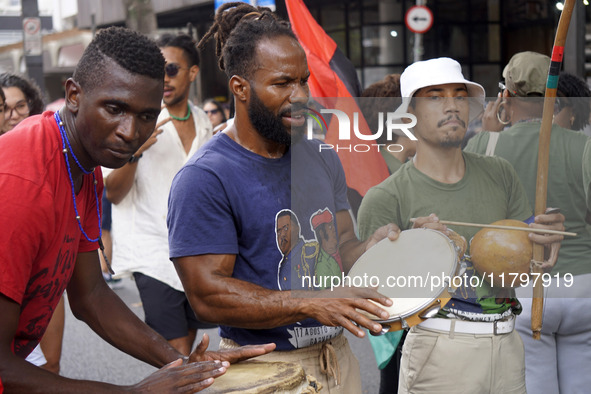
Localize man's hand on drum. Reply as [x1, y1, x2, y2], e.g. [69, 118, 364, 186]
[188, 332, 276, 364]
[364, 222, 401, 251]
[305, 286, 393, 338]
[528, 208, 565, 271]
[130, 358, 228, 393]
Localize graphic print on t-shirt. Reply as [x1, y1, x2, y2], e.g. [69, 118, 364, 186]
[15, 231, 77, 357]
[275, 208, 343, 290]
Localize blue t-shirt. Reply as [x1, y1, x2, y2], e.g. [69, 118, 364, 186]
[168, 133, 350, 350]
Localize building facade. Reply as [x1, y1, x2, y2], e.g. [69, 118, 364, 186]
[1, 0, 589, 104]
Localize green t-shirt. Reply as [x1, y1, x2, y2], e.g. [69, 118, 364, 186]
[465, 123, 591, 276]
[358, 152, 532, 315]
[380, 149, 404, 175]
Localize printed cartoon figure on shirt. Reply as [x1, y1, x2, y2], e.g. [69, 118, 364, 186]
[310, 208, 343, 289]
[276, 209, 318, 290]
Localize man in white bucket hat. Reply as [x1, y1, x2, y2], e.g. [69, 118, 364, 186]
[358, 57, 565, 393]
[395, 57, 486, 123]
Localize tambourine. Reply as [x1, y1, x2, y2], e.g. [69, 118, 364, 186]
[348, 229, 465, 332]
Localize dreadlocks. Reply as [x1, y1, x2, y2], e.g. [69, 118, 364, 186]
[198, 2, 296, 79]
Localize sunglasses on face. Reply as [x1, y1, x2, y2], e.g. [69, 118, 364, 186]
[204, 109, 220, 115]
[164, 63, 187, 78]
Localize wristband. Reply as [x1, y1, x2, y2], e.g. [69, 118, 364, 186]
[128, 153, 143, 163]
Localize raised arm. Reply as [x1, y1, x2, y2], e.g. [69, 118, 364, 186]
[173, 252, 393, 338]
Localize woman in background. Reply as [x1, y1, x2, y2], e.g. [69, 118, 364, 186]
[0, 73, 44, 134]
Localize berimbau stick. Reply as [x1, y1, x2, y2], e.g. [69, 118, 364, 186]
[408, 218, 576, 237]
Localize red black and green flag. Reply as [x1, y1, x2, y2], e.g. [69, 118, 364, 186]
[286, 0, 390, 200]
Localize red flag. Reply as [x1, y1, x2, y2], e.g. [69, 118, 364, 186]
[286, 0, 389, 197]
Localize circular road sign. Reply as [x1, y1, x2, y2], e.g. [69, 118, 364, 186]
[23, 17, 41, 36]
[405, 5, 434, 34]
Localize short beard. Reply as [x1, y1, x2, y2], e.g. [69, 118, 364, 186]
[437, 115, 466, 148]
[248, 89, 304, 146]
[164, 91, 187, 108]
[440, 135, 464, 148]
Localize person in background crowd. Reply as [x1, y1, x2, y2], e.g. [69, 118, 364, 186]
[203, 98, 228, 132]
[554, 71, 591, 131]
[360, 74, 416, 175]
[0, 73, 44, 134]
[465, 51, 591, 394]
[0, 26, 273, 393]
[480, 69, 590, 134]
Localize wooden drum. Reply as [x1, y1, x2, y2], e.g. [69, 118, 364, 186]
[203, 360, 321, 393]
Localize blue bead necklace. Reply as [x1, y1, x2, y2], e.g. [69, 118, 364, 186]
[54, 111, 102, 243]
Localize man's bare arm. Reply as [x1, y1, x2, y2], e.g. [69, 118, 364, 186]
[174, 252, 393, 338]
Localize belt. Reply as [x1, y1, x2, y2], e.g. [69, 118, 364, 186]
[418, 314, 515, 335]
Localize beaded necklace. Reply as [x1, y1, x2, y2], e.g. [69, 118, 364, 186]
[54, 111, 102, 243]
[169, 102, 191, 121]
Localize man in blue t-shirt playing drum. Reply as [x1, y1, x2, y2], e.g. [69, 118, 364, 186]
[167, 3, 400, 393]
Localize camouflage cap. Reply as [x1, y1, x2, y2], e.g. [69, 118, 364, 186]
[502, 51, 550, 97]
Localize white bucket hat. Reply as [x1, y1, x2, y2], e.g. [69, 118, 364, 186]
[395, 57, 485, 122]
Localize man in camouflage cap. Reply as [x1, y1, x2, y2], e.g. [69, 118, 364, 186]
[466, 51, 591, 394]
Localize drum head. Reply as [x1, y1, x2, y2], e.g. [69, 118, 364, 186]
[348, 229, 457, 321]
[204, 360, 307, 393]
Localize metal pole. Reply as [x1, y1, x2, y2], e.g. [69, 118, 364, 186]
[21, 0, 45, 96]
[413, 0, 425, 62]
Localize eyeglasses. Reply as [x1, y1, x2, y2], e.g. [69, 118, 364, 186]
[164, 63, 188, 78]
[204, 109, 220, 115]
[4, 100, 29, 118]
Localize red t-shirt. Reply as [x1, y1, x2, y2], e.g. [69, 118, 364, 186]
[0, 111, 102, 358]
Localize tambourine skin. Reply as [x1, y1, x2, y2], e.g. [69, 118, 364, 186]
[470, 219, 533, 288]
[348, 229, 461, 331]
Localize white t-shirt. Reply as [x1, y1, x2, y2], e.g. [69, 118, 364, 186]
[104, 102, 212, 291]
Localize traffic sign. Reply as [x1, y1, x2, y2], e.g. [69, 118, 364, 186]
[405, 5, 433, 34]
[23, 17, 42, 56]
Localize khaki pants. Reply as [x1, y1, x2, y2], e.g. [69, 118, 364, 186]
[220, 333, 361, 393]
[399, 324, 526, 394]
